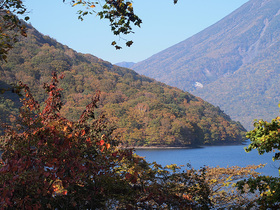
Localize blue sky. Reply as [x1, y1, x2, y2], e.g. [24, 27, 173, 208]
[22, 0, 249, 64]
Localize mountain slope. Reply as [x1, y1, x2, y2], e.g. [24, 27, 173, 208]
[0, 24, 246, 146]
[132, 0, 280, 129]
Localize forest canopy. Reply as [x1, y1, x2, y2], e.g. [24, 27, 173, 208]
[0, 72, 265, 209]
[0, 24, 247, 147]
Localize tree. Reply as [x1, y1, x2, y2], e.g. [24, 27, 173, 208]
[237, 115, 280, 208]
[205, 164, 263, 209]
[0, 0, 28, 61]
[0, 72, 263, 209]
[0, 72, 213, 209]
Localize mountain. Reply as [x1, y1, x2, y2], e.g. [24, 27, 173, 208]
[0, 24, 246, 147]
[132, 0, 280, 129]
[115, 61, 135, 68]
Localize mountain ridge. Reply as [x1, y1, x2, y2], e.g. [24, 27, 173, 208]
[115, 61, 136, 69]
[131, 0, 280, 129]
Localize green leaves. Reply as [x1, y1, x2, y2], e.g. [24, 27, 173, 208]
[239, 104, 280, 208]
[71, 0, 142, 49]
[245, 117, 280, 160]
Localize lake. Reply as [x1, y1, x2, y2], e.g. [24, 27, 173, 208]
[135, 142, 279, 177]
[1, 142, 278, 177]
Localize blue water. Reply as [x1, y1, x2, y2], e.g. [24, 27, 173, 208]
[1, 142, 278, 176]
[136, 142, 279, 177]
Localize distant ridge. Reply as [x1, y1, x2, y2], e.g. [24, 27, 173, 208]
[132, 0, 280, 129]
[115, 61, 135, 68]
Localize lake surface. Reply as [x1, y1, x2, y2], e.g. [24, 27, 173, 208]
[136, 142, 279, 177]
[1, 142, 278, 177]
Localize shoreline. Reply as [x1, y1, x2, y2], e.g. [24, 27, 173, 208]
[124, 141, 248, 150]
[127, 146, 200, 150]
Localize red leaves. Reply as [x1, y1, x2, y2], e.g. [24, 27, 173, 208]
[125, 172, 138, 184]
[41, 72, 64, 120]
[98, 139, 105, 146]
[85, 137, 91, 147]
[44, 171, 50, 177]
[1, 72, 180, 209]
[125, 172, 132, 180]
[100, 146, 105, 152]
[96, 139, 110, 152]
[81, 129, 86, 136]
[59, 74, 65, 80]
[96, 134, 111, 151]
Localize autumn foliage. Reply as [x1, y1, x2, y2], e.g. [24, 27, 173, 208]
[0, 25, 246, 147]
[0, 72, 214, 209]
[0, 72, 269, 209]
[0, 0, 28, 61]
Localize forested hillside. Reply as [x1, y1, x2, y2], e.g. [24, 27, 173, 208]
[0, 24, 246, 147]
[131, 0, 280, 129]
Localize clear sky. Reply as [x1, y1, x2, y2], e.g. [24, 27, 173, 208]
[22, 0, 249, 64]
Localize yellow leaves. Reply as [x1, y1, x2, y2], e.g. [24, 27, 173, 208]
[63, 126, 68, 132]
[210, 179, 217, 184]
[73, 0, 82, 6]
[62, 122, 74, 133]
[166, 164, 180, 170]
[67, 122, 73, 128]
[52, 179, 67, 196]
[72, 0, 95, 8]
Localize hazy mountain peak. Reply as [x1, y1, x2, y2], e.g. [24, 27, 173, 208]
[131, 0, 280, 129]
